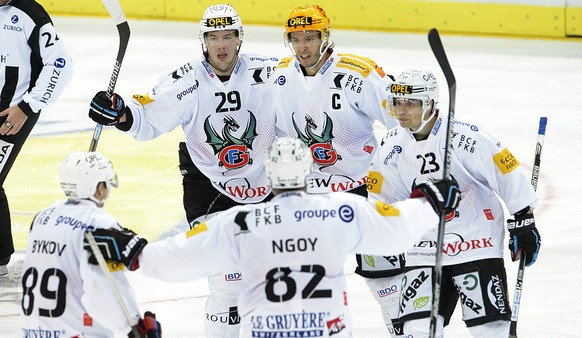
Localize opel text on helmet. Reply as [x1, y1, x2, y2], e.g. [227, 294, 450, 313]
[199, 4, 244, 52]
[59, 151, 118, 205]
[389, 69, 439, 133]
[284, 4, 334, 67]
[265, 137, 312, 189]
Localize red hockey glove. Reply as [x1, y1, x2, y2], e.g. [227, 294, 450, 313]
[129, 311, 162, 338]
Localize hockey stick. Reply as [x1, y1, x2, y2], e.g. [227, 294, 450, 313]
[84, 232, 141, 337]
[427, 28, 456, 338]
[508, 116, 547, 338]
[88, 0, 131, 152]
[85, 0, 139, 336]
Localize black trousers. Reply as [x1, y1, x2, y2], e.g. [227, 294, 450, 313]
[179, 142, 273, 224]
[0, 111, 39, 263]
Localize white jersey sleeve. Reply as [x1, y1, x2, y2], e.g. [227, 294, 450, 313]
[348, 194, 438, 255]
[453, 121, 538, 214]
[139, 206, 244, 282]
[335, 53, 396, 129]
[2, 1, 73, 114]
[123, 59, 199, 140]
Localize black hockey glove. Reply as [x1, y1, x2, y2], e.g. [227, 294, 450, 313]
[84, 228, 147, 271]
[89, 91, 127, 126]
[129, 311, 162, 338]
[507, 207, 541, 266]
[411, 178, 461, 214]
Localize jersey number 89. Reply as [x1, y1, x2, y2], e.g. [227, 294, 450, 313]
[21, 267, 67, 317]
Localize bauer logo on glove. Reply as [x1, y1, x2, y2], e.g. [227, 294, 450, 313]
[507, 207, 541, 266]
[507, 212, 535, 230]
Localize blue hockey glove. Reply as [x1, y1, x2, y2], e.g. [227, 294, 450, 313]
[411, 178, 461, 214]
[84, 227, 147, 271]
[89, 91, 127, 126]
[129, 311, 162, 338]
[507, 207, 541, 266]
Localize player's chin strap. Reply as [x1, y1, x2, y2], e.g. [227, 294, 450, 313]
[409, 107, 439, 135]
[88, 195, 107, 208]
[306, 40, 333, 70]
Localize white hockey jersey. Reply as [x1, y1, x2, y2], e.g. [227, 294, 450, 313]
[21, 199, 140, 337]
[0, 0, 72, 114]
[124, 54, 278, 203]
[367, 116, 539, 266]
[139, 191, 438, 337]
[274, 51, 397, 194]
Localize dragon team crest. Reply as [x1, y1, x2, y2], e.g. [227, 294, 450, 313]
[204, 112, 258, 170]
[292, 112, 340, 168]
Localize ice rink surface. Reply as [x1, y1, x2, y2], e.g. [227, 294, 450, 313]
[1, 16, 582, 337]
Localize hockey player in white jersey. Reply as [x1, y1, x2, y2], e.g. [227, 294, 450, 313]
[84, 137, 460, 337]
[87, 4, 278, 337]
[273, 5, 405, 335]
[20, 151, 161, 337]
[274, 4, 397, 197]
[366, 69, 541, 337]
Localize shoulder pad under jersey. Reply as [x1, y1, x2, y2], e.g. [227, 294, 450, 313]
[337, 53, 386, 78]
[276, 57, 294, 69]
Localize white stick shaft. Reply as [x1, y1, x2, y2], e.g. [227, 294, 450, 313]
[84, 232, 139, 335]
[101, 0, 127, 25]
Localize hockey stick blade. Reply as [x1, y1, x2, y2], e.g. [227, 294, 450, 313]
[89, 0, 131, 152]
[428, 28, 456, 117]
[509, 116, 547, 338]
[427, 28, 457, 338]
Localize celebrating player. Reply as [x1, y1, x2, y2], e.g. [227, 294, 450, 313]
[87, 4, 278, 337]
[366, 69, 540, 337]
[274, 4, 397, 196]
[20, 152, 160, 337]
[272, 5, 407, 335]
[0, 0, 73, 277]
[84, 137, 460, 337]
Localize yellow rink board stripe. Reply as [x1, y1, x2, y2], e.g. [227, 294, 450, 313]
[37, 0, 582, 38]
[5, 128, 185, 251]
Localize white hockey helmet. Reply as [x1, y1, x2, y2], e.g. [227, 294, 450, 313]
[265, 137, 312, 190]
[199, 4, 244, 47]
[389, 69, 439, 133]
[58, 151, 118, 203]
